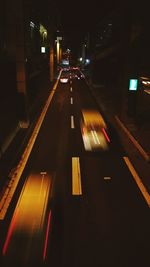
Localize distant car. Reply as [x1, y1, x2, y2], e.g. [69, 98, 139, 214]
[60, 70, 70, 83]
[69, 72, 77, 79]
[60, 76, 69, 83]
[77, 73, 84, 80]
[80, 109, 110, 151]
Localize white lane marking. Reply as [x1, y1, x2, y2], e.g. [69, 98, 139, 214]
[70, 97, 73, 105]
[70, 80, 72, 84]
[0, 73, 61, 220]
[72, 157, 82, 195]
[70, 87, 73, 92]
[71, 116, 75, 129]
[104, 177, 111, 180]
[123, 156, 150, 208]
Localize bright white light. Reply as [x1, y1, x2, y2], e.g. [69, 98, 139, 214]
[62, 59, 69, 65]
[30, 21, 35, 28]
[60, 78, 68, 83]
[79, 57, 82, 62]
[41, 47, 46, 53]
[85, 59, 90, 64]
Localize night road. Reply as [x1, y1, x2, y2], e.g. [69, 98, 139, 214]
[0, 70, 149, 267]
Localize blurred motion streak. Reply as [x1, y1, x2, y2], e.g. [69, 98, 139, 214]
[43, 210, 51, 261]
[3, 173, 51, 256]
[80, 109, 109, 151]
[102, 128, 110, 143]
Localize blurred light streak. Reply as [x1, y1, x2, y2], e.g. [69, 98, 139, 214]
[0, 75, 60, 221]
[2, 173, 51, 256]
[102, 128, 110, 143]
[43, 210, 52, 261]
[2, 208, 18, 255]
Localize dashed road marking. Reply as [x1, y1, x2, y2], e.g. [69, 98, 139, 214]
[104, 176, 111, 180]
[71, 97, 73, 104]
[71, 116, 75, 129]
[72, 157, 82, 195]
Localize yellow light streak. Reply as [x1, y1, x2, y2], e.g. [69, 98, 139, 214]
[13, 173, 51, 232]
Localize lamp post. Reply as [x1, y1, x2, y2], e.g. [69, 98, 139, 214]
[50, 45, 54, 82]
[56, 36, 62, 65]
[56, 39, 60, 64]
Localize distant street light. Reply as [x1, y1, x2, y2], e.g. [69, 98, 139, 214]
[56, 40, 60, 64]
[56, 36, 62, 65]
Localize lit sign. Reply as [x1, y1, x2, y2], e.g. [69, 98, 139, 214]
[62, 59, 69, 65]
[129, 79, 138, 91]
[41, 47, 46, 53]
[30, 21, 35, 28]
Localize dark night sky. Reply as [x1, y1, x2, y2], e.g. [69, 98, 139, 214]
[55, 0, 122, 56]
[40, 0, 143, 57]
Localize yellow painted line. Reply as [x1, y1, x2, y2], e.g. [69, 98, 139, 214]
[0, 73, 61, 220]
[115, 116, 150, 162]
[123, 156, 150, 208]
[72, 157, 82, 195]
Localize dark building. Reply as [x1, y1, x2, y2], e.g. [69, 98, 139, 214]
[87, 2, 150, 122]
[0, 0, 58, 153]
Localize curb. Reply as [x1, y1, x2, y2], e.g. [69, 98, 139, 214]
[85, 77, 150, 163]
[115, 116, 150, 162]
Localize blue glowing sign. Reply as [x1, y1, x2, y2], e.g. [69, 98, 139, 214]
[129, 79, 138, 91]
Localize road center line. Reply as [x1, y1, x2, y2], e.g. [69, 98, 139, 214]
[104, 176, 111, 180]
[123, 156, 150, 207]
[71, 116, 75, 129]
[70, 87, 72, 92]
[72, 157, 82, 195]
[70, 97, 73, 104]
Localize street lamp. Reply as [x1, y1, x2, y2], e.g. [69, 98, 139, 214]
[56, 36, 62, 65]
[56, 39, 60, 64]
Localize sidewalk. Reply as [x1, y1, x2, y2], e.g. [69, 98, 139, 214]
[87, 80, 150, 195]
[0, 71, 56, 193]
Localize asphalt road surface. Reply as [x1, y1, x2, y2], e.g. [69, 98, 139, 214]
[0, 70, 149, 267]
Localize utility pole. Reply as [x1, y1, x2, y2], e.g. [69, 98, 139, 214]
[49, 44, 54, 82]
[56, 36, 62, 66]
[56, 38, 60, 65]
